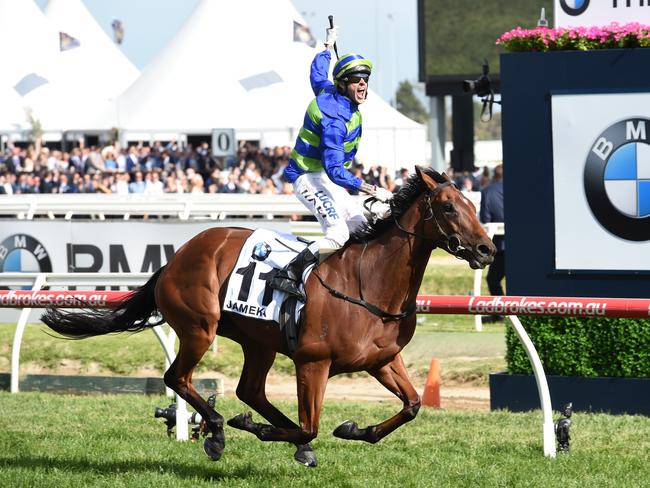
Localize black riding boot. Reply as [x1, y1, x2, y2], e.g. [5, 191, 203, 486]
[269, 247, 319, 302]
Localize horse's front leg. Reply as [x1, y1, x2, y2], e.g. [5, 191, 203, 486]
[229, 359, 330, 450]
[333, 353, 420, 443]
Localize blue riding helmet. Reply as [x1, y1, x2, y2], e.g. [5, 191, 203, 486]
[333, 54, 373, 81]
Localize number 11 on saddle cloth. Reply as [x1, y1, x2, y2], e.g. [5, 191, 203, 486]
[223, 229, 313, 323]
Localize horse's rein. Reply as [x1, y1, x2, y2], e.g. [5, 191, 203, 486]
[311, 181, 465, 321]
[312, 268, 417, 322]
[391, 181, 468, 258]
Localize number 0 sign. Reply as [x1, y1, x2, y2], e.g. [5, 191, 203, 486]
[211, 129, 236, 157]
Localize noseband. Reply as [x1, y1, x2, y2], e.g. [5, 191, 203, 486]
[391, 181, 468, 257]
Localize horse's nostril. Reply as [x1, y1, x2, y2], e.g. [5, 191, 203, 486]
[477, 244, 491, 257]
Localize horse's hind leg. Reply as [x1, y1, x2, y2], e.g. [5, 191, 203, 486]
[226, 340, 317, 467]
[333, 353, 421, 443]
[164, 325, 225, 461]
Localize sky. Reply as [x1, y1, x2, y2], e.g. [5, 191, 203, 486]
[35, 0, 419, 105]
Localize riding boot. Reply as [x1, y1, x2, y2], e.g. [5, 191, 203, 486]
[269, 247, 319, 302]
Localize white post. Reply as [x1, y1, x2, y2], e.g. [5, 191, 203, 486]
[507, 315, 556, 458]
[11, 274, 47, 393]
[474, 223, 505, 331]
[428, 96, 446, 173]
[472, 269, 483, 332]
[151, 324, 188, 441]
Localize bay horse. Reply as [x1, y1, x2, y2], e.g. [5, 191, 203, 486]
[41, 166, 495, 467]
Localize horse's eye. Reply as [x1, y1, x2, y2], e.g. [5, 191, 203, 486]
[442, 202, 455, 213]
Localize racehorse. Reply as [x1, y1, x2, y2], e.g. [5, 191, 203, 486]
[41, 166, 495, 467]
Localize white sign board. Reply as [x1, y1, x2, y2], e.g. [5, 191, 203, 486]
[551, 92, 650, 271]
[555, 1, 650, 28]
[211, 128, 236, 157]
[0, 220, 291, 273]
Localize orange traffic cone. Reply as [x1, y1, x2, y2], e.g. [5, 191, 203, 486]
[421, 358, 440, 408]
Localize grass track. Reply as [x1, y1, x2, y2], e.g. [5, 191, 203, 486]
[1, 393, 649, 488]
[0, 321, 506, 385]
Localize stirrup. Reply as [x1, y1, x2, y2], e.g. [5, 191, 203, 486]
[272, 277, 306, 301]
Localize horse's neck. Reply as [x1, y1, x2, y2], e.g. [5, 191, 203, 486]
[366, 203, 435, 309]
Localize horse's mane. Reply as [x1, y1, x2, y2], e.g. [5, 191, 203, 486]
[349, 167, 448, 243]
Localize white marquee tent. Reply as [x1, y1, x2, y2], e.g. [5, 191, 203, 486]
[43, 0, 139, 101]
[1, 0, 426, 171]
[0, 89, 31, 133]
[0, 0, 139, 135]
[21, 0, 140, 131]
[117, 0, 426, 172]
[0, 0, 58, 134]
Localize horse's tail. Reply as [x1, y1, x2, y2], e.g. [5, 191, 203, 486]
[41, 266, 166, 339]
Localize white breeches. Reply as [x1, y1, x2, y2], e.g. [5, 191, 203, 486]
[293, 172, 367, 255]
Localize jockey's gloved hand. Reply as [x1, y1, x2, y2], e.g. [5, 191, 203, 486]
[359, 182, 393, 202]
[374, 187, 394, 202]
[325, 26, 338, 50]
[369, 201, 392, 221]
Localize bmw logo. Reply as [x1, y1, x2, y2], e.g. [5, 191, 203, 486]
[0, 234, 53, 272]
[560, 0, 590, 16]
[251, 242, 272, 261]
[584, 118, 650, 241]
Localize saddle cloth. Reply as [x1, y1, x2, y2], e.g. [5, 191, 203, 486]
[223, 229, 313, 323]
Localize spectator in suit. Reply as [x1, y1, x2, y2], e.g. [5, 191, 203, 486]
[125, 146, 140, 173]
[7, 147, 23, 173]
[57, 173, 77, 193]
[0, 173, 14, 194]
[479, 164, 505, 323]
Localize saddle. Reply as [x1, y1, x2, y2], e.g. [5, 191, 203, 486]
[223, 229, 314, 353]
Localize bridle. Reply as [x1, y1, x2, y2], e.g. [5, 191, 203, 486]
[391, 181, 469, 258]
[314, 180, 469, 321]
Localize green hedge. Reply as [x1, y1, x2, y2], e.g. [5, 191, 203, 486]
[506, 317, 650, 377]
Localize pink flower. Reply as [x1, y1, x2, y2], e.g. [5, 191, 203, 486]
[497, 23, 650, 52]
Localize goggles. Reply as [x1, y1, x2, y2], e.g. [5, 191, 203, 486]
[345, 75, 369, 84]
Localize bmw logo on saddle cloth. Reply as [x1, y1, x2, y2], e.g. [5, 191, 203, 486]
[584, 117, 650, 241]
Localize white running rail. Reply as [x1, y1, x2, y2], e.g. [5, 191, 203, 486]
[0, 271, 224, 442]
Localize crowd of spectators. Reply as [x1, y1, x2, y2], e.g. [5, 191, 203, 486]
[0, 139, 498, 196]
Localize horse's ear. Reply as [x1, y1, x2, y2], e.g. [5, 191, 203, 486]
[415, 165, 439, 190]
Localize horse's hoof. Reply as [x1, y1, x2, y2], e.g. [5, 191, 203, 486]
[333, 420, 359, 440]
[227, 412, 252, 430]
[203, 436, 224, 461]
[294, 444, 317, 468]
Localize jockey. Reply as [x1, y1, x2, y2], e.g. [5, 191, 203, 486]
[269, 26, 393, 302]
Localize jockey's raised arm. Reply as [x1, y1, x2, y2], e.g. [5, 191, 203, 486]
[269, 43, 394, 301]
[310, 50, 335, 95]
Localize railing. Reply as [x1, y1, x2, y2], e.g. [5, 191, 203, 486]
[1, 192, 500, 329]
[8, 270, 645, 457]
[0, 192, 483, 221]
[0, 272, 219, 442]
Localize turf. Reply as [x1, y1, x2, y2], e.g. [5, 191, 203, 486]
[0, 393, 648, 488]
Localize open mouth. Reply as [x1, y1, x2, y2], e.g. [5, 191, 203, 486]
[457, 248, 493, 270]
